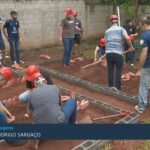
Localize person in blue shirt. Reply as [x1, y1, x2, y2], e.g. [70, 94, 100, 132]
[0, 18, 6, 66]
[104, 15, 134, 90]
[3, 11, 23, 67]
[135, 16, 150, 114]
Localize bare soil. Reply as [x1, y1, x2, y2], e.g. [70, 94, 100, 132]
[0, 81, 121, 150]
[42, 59, 141, 96]
[1, 43, 149, 150]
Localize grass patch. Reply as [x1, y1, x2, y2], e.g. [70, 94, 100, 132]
[134, 141, 150, 150]
[83, 48, 95, 59]
[81, 40, 96, 59]
[100, 144, 112, 150]
[141, 120, 150, 124]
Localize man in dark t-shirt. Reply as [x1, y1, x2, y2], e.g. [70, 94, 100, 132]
[3, 11, 22, 67]
[73, 10, 83, 56]
[60, 8, 75, 67]
[135, 16, 150, 114]
[123, 19, 138, 67]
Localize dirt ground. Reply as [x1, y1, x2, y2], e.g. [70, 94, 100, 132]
[0, 140, 83, 150]
[41, 58, 141, 96]
[21, 42, 141, 96]
[0, 42, 149, 150]
[0, 81, 121, 150]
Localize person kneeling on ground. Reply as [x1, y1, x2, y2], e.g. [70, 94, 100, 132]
[94, 38, 105, 62]
[19, 65, 54, 102]
[27, 72, 77, 124]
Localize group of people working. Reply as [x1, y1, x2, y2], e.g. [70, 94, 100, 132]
[94, 15, 150, 114]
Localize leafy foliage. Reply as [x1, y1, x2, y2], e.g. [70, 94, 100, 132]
[86, 0, 150, 5]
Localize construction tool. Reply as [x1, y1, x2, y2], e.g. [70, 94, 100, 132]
[79, 111, 130, 124]
[81, 54, 106, 69]
[0, 102, 13, 118]
[81, 49, 133, 69]
[92, 111, 130, 121]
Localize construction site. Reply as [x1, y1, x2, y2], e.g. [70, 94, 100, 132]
[0, 0, 150, 150]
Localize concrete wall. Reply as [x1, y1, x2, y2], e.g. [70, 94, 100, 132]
[0, 0, 113, 49]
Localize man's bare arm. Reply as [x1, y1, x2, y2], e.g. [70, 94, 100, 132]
[131, 33, 138, 37]
[124, 32, 133, 47]
[0, 24, 2, 31]
[59, 27, 63, 41]
[94, 46, 99, 61]
[123, 32, 135, 52]
[2, 26, 8, 40]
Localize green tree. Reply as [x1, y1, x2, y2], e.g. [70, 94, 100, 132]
[121, 0, 139, 25]
[86, 0, 141, 24]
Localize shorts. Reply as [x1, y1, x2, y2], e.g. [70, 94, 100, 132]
[74, 34, 81, 45]
[0, 38, 5, 50]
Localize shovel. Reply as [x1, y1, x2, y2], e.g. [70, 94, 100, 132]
[81, 54, 106, 69]
[92, 111, 130, 121]
[81, 50, 130, 69]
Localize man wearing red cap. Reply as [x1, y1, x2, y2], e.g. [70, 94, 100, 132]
[19, 65, 54, 102]
[27, 72, 77, 124]
[60, 8, 75, 67]
[105, 15, 134, 91]
[94, 38, 105, 62]
[72, 10, 83, 56]
[123, 19, 138, 67]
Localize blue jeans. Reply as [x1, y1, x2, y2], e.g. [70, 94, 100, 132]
[61, 99, 77, 124]
[138, 68, 150, 110]
[125, 43, 135, 64]
[62, 38, 74, 65]
[106, 53, 123, 90]
[9, 39, 21, 64]
[0, 112, 19, 144]
[98, 47, 105, 58]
